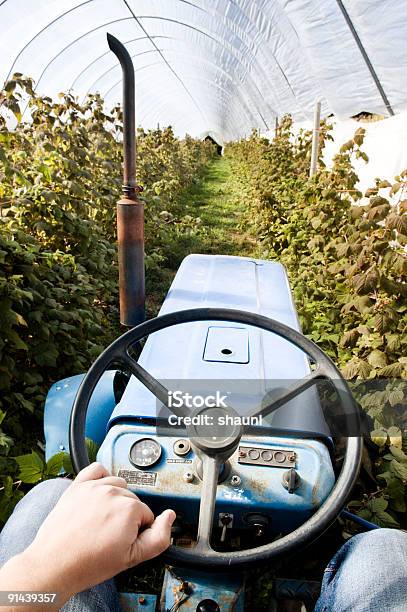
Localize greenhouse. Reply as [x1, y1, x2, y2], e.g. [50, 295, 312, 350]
[0, 2, 406, 611]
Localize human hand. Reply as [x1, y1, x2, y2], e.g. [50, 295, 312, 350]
[20, 463, 175, 603]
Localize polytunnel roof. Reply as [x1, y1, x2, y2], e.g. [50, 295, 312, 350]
[1, 0, 407, 141]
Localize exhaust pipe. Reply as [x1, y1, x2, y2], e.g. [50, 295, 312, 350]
[107, 33, 145, 327]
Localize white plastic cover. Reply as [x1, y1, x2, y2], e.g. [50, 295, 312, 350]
[1, 0, 407, 141]
[292, 111, 407, 200]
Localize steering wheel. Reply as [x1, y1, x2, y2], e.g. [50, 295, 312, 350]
[70, 308, 362, 569]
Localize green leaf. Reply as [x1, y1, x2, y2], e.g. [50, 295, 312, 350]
[340, 328, 359, 348]
[6, 329, 28, 351]
[0, 431, 13, 455]
[367, 349, 387, 369]
[387, 478, 406, 513]
[374, 510, 400, 528]
[378, 362, 404, 377]
[45, 452, 66, 477]
[368, 496, 388, 513]
[388, 389, 404, 408]
[14, 451, 45, 484]
[377, 470, 393, 485]
[0, 476, 24, 523]
[342, 357, 372, 379]
[357, 508, 373, 521]
[390, 459, 407, 483]
[388, 446, 407, 463]
[14, 393, 35, 413]
[387, 213, 407, 235]
[34, 344, 59, 367]
[4, 79, 17, 93]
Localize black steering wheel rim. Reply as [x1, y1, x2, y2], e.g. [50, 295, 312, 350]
[69, 307, 362, 569]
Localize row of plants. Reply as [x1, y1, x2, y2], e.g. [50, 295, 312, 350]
[225, 119, 407, 528]
[0, 75, 215, 521]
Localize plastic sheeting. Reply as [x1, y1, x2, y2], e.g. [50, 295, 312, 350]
[284, 112, 407, 200]
[1, 1, 407, 141]
[321, 113, 407, 198]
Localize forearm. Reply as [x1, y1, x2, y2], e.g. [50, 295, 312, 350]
[0, 548, 70, 611]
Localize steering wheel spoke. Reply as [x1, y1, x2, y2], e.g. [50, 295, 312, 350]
[249, 367, 329, 421]
[195, 454, 221, 551]
[119, 351, 189, 419]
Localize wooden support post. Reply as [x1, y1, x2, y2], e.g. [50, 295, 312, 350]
[309, 101, 321, 178]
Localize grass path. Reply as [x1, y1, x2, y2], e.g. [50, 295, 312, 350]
[180, 155, 258, 257]
[147, 156, 259, 314]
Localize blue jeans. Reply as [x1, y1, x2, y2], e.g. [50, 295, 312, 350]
[314, 526, 407, 611]
[1, 479, 407, 611]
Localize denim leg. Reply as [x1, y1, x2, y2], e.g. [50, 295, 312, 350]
[315, 528, 407, 612]
[0, 479, 71, 565]
[0, 479, 121, 612]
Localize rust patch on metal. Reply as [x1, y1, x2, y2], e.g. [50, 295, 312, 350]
[247, 476, 269, 501]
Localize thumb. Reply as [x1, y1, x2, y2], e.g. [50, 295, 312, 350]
[130, 509, 176, 565]
[74, 462, 110, 483]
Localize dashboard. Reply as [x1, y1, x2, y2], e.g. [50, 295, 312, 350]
[97, 423, 335, 547]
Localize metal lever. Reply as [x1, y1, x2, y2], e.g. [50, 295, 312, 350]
[219, 513, 233, 542]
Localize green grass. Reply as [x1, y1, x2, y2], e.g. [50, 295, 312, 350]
[180, 155, 258, 257]
[146, 156, 259, 316]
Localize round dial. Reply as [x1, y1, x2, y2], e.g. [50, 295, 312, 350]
[129, 438, 162, 468]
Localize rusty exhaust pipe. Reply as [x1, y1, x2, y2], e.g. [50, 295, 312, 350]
[107, 33, 145, 326]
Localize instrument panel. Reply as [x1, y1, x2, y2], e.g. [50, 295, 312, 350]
[98, 423, 335, 539]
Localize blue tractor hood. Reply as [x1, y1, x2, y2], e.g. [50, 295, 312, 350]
[108, 254, 331, 439]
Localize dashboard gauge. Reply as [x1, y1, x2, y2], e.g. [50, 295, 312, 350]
[129, 438, 162, 468]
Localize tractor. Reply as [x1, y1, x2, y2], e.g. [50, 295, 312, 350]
[43, 35, 363, 612]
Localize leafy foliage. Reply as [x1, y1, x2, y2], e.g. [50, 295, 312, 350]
[0, 76, 215, 520]
[225, 119, 407, 528]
